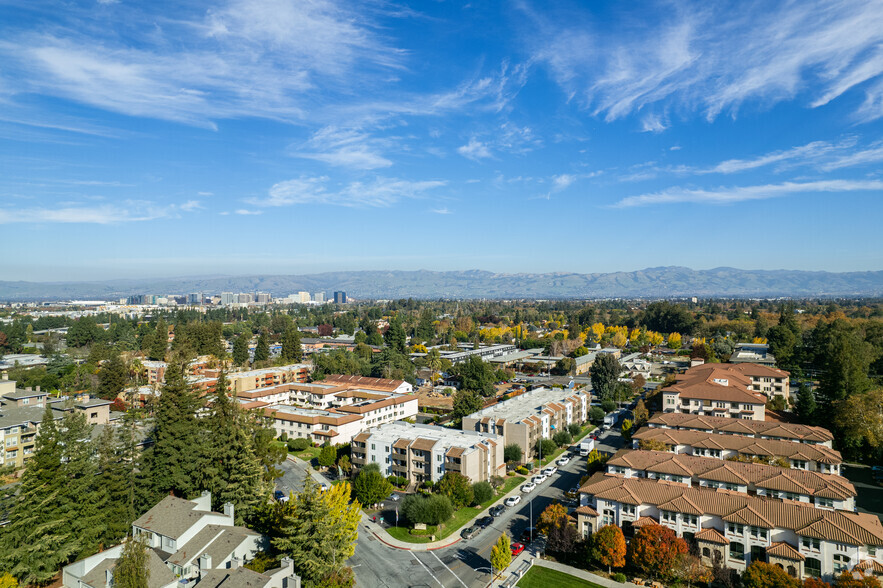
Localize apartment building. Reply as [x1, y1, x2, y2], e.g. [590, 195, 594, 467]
[730, 343, 777, 367]
[462, 386, 590, 463]
[605, 449, 856, 510]
[646, 413, 834, 447]
[631, 428, 842, 474]
[321, 374, 413, 394]
[661, 365, 770, 420]
[576, 472, 882, 581]
[351, 422, 504, 485]
[63, 492, 302, 588]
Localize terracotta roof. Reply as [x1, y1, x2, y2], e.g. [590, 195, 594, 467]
[574, 505, 599, 517]
[659, 363, 789, 405]
[324, 374, 408, 392]
[334, 394, 414, 414]
[606, 449, 855, 500]
[446, 446, 465, 458]
[353, 432, 371, 443]
[648, 411, 833, 443]
[767, 541, 805, 561]
[632, 428, 842, 464]
[579, 473, 883, 546]
[632, 516, 658, 528]
[855, 560, 883, 574]
[695, 528, 729, 544]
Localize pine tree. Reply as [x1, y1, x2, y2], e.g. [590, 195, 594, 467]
[254, 331, 270, 363]
[60, 410, 105, 560]
[98, 353, 128, 400]
[201, 372, 264, 524]
[0, 405, 79, 584]
[281, 326, 303, 362]
[149, 318, 168, 361]
[113, 535, 150, 588]
[145, 361, 204, 499]
[233, 334, 250, 366]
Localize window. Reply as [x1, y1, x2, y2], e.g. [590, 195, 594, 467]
[683, 514, 698, 526]
[833, 554, 850, 574]
[603, 509, 615, 526]
[801, 537, 820, 551]
[805, 558, 822, 578]
[730, 542, 745, 561]
[727, 523, 745, 535]
[750, 526, 768, 540]
[816, 498, 834, 508]
[867, 546, 876, 557]
[622, 505, 636, 516]
[661, 511, 676, 523]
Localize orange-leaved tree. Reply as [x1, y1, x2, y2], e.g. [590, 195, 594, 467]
[590, 524, 626, 573]
[626, 523, 688, 580]
[833, 570, 882, 588]
[742, 561, 801, 588]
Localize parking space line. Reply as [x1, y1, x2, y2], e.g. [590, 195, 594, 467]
[411, 552, 445, 588]
[430, 550, 468, 588]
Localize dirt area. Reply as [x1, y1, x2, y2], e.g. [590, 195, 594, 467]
[416, 387, 453, 409]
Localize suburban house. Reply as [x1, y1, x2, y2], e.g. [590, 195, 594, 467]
[462, 387, 590, 463]
[646, 412, 834, 447]
[660, 364, 771, 420]
[351, 421, 504, 485]
[63, 492, 301, 588]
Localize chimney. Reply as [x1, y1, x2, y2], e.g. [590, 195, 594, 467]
[199, 553, 212, 577]
[26, 386, 32, 392]
[223, 502, 234, 522]
[280, 557, 294, 573]
[1, 373, 7, 380]
[36, 385, 40, 392]
[282, 574, 302, 588]
[105, 569, 113, 588]
[230, 555, 240, 569]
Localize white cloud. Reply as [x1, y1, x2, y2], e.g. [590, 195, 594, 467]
[457, 138, 493, 160]
[641, 113, 668, 133]
[290, 126, 393, 170]
[523, 0, 883, 122]
[709, 141, 845, 174]
[0, 202, 170, 224]
[179, 200, 203, 211]
[615, 179, 883, 207]
[552, 174, 577, 190]
[252, 175, 446, 208]
[198, 191, 214, 196]
[431, 207, 452, 214]
[234, 208, 263, 215]
[822, 142, 883, 170]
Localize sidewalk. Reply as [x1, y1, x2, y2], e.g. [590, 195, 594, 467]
[492, 557, 630, 588]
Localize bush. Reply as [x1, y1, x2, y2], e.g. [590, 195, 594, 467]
[388, 475, 408, 488]
[279, 432, 289, 442]
[516, 466, 530, 475]
[612, 573, 627, 583]
[535, 438, 556, 460]
[567, 423, 582, 437]
[472, 481, 494, 505]
[504, 443, 523, 463]
[288, 438, 310, 452]
[553, 431, 573, 447]
[402, 494, 454, 525]
[589, 406, 606, 424]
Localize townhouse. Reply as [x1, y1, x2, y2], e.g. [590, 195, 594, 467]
[351, 421, 504, 485]
[576, 472, 883, 581]
[321, 374, 414, 394]
[462, 386, 590, 463]
[646, 412, 834, 447]
[631, 428, 842, 474]
[661, 365, 768, 420]
[63, 491, 302, 588]
[605, 449, 856, 510]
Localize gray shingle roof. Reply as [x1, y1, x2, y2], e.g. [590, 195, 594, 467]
[166, 524, 260, 566]
[133, 495, 213, 540]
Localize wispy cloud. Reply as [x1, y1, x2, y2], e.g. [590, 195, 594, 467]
[234, 209, 263, 215]
[615, 179, 883, 207]
[290, 126, 393, 170]
[708, 140, 847, 174]
[457, 138, 493, 161]
[0, 202, 171, 224]
[641, 113, 668, 133]
[251, 175, 446, 208]
[198, 191, 214, 196]
[180, 200, 203, 211]
[522, 0, 883, 123]
[431, 207, 452, 214]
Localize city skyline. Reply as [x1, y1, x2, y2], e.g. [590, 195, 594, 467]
[3, 0, 883, 281]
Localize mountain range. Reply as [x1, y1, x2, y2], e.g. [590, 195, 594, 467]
[2, 267, 883, 301]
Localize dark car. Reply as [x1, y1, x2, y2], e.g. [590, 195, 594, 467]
[274, 490, 288, 502]
[476, 516, 494, 529]
[520, 527, 538, 543]
[490, 504, 506, 517]
[461, 525, 480, 540]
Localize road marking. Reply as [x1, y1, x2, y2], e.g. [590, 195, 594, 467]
[411, 552, 445, 588]
[430, 550, 469, 588]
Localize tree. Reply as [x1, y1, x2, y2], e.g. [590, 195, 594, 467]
[472, 481, 493, 505]
[590, 524, 626, 573]
[586, 448, 604, 473]
[671, 554, 713, 588]
[491, 534, 512, 579]
[384, 316, 407, 354]
[537, 502, 579, 553]
[319, 445, 337, 468]
[113, 536, 150, 588]
[601, 399, 617, 413]
[451, 389, 483, 422]
[589, 406, 605, 424]
[352, 466, 392, 506]
[504, 443, 523, 463]
[281, 326, 303, 362]
[401, 494, 453, 525]
[834, 388, 883, 462]
[567, 422, 582, 437]
[273, 479, 360, 585]
[451, 355, 497, 397]
[337, 454, 352, 477]
[233, 334, 250, 366]
[667, 332, 682, 349]
[537, 502, 568, 536]
[97, 353, 128, 400]
[0, 574, 18, 588]
[254, 330, 270, 363]
[833, 570, 882, 588]
[591, 354, 621, 401]
[803, 579, 830, 588]
[553, 430, 573, 447]
[149, 318, 168, 361]
[641, 302, 695, 335]
[638, 439, 671, 452]
[627, 524, 688, 580]
[621, 418, 633, 440]
[534, 438, 556, 461]
[438, 471, 473, 509]
[633, 399, 649, 425]
[795, 383, 817, 425]
[742, 561, 800, 588]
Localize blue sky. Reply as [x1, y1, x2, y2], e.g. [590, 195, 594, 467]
[2, 0, 883, 281]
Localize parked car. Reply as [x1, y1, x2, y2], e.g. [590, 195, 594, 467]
[557, 457, 570, 466]
[387, 492, 400, 501]
[521, 482, 537, 493]
[532, 474, 547, 484]
[505, 495, 522, 507]
[520, 527, 538, 544]
[274, 490, 288, 502]
[476, 516, 494, 529]
[542, 466, 557, 476]
[565, 487, 580, 499]
[461, 525, 480, 540]
[490, 504, 506, 517]
[510, 542, 525, 557]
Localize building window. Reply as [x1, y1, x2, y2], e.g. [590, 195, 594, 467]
[801, 537, 820, 551]
[602, 509, 615, 526]
[727, 523, 745, 535]
[750, 526, 768, 540]
[730, 542, 745, 562]
[833, 554, 850, 574]
[805, 558, 822, 578]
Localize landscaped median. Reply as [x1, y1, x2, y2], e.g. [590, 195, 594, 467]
[384, 474, 526, 544]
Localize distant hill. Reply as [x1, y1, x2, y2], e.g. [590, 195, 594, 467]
[2, 267, 883, 301]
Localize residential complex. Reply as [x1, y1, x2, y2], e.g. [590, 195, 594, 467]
[321, 374, 413, 394]
[646, 412, 834, 446]
[730, 343, 777, 367]
[462, 386, 589, 463]
[63, 492, 302, 588]
[351, 421, 504, 485]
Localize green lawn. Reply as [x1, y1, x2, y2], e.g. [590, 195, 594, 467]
[384, 475, 526, 543]
[289, 446, 322, 463]
[516, 567, 605, 588]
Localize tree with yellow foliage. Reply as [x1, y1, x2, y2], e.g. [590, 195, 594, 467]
[610, 331, 628, 348]
[647, 331, 664, 347]
[491, 534, 512, 578]
[591, 322, 605, 342]
[667, 332, 682, 349]
[0, 574, 18, 588]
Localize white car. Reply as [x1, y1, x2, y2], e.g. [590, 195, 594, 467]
[505, 495, 522, 507]
[521, 482, 537, 493]
[532, 474, 547, 484]
[542, 466, 557, 476]
[557, 457, 570, 466]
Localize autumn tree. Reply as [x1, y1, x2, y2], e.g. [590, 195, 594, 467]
[633, 399, 649, 425]
[638, 438, 671, 452]
[833, 570, 882, 588]
[536, 502, 579, 553]
[668, 332, 682, 349]
[672, 554, 713, 588]
[491, 534, 512, 578]
[590, 524, 626, 573]
[626, 523, 688, 580]
[742, 561, 801, 588]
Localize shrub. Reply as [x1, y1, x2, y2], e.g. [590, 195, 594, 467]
[553, 431, 573, 447]
[279, 432, 289, 442]
[567, 423, 582, 437]
[402, 494, 454, 525]
[601, 399, 616, 413]
[589, 406, 606, 424]
[503, 443, 523, 463]
[472, 481, 494, 505]
[516, 466, 530, 475]
[612, 573, 627, 583]
[288, 438, 310, 452]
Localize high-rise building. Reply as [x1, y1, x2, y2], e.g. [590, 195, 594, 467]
[313, 292, 325, 303]
[255, 292, 270, 304]
[333, 291, 347, 304]
[187, 292, 202, 305]
[236, 292, 253, 304]
[297, 291, 311, 303]
[220, 292, 234, 306]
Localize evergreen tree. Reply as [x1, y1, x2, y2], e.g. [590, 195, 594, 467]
[97, 353, 128, 400]
[384, 316, 407, 354]
[145, 361, 204, 499]
[0, 406, 78, 583]
[795, 383, 817, 425]
[233, 334, 250, 366]
[93, 417, 139, 549]
[591, 354, 621, 401]
[254, 330, 270, 363]
[281, 326, 303, 362]
[201, 372, 264, 524]
[149, 319, 168, 361]
[59, 411, 104, 560]
[113, 536, 150, 588]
